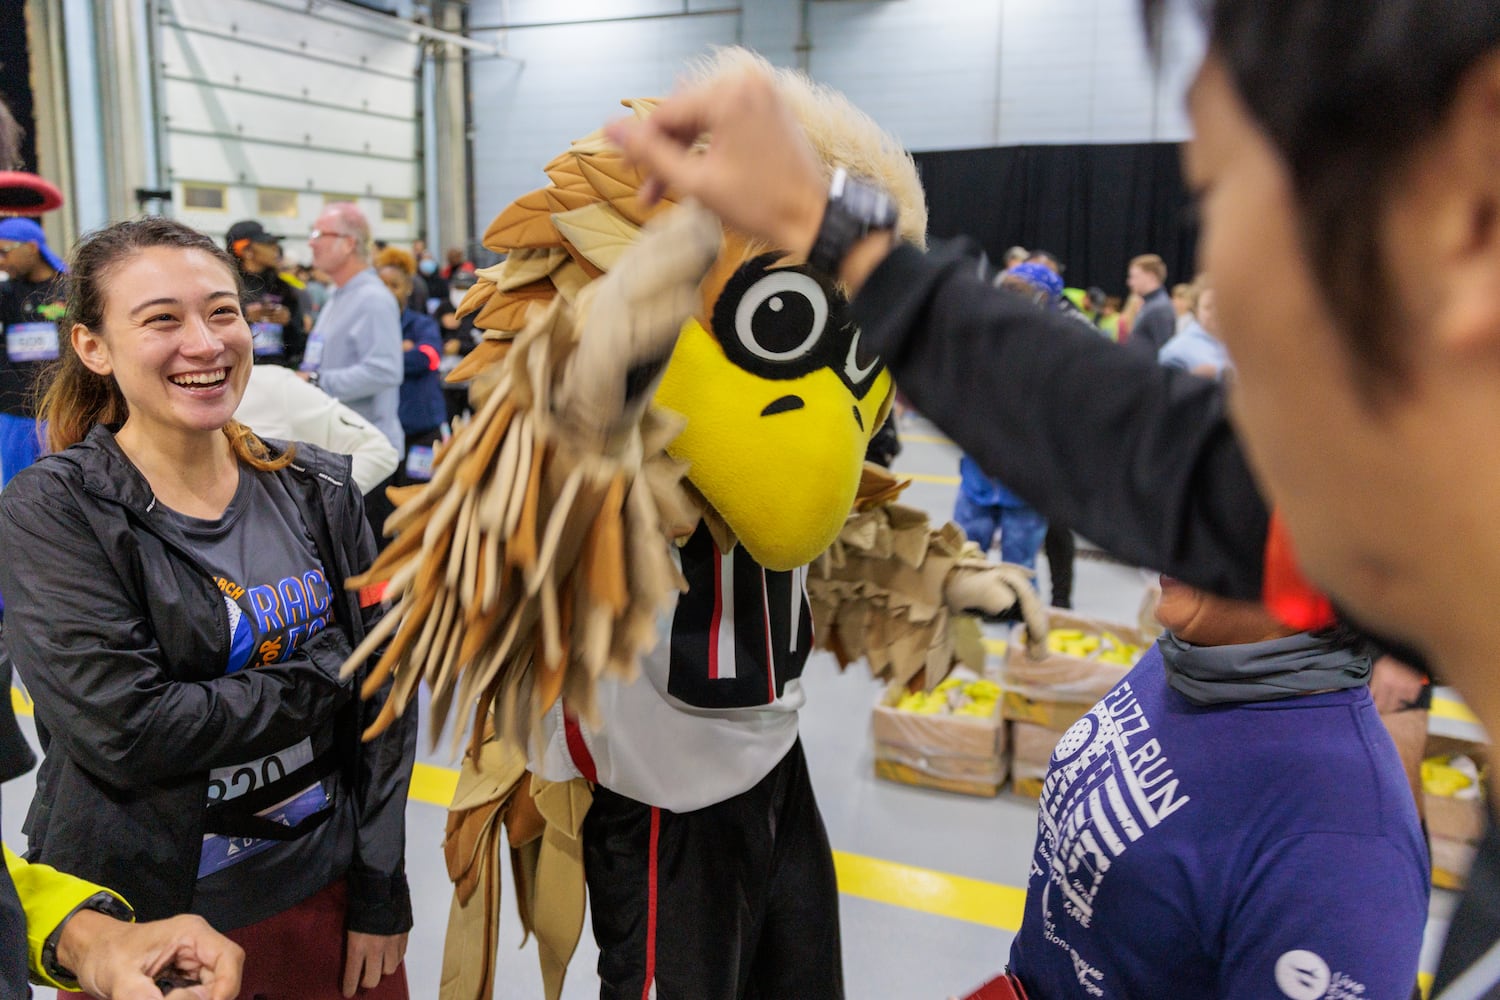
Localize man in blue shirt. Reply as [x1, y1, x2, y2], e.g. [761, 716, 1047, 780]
[301, 203, 403, 540]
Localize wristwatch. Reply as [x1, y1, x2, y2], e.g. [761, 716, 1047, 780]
[806, 167, 898, 281]
[305, 370, 320, 388]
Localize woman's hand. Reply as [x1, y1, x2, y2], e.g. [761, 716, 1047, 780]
[342, 930, 407, 997]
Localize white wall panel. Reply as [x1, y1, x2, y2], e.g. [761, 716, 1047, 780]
[157, 29, 416, 117]
[468, 12, 740, 225]
[465, 0, 1202, 238]
[808, 0, 1003, 152]
[157, 0, 420, 246]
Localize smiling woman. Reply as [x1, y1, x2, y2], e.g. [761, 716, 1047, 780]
[0, 217, 416, 999]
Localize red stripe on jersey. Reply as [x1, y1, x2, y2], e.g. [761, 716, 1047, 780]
[562, 707, 598, 784]
[643, 807, 661, 1000]
[707, 547, 724, 680]
[357, 582, 387, 608]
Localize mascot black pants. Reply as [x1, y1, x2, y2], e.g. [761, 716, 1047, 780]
[582, 739, 843, 1000]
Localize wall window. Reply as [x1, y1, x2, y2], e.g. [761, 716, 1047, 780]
[380, 198, 412, 223]
[324, 193, 359, 207]
[257, 188, 300, 217]
[181, 182, 227, 211]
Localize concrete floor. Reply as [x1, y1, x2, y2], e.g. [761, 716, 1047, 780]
[7, 414, 1457, 998]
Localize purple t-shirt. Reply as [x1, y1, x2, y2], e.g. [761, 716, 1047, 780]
[1009, 645, 1428, 999]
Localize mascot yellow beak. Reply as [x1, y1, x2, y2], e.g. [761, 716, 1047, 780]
[653, 252, 892, 571]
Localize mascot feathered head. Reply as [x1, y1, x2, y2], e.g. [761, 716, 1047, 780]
[455, 48, 926, 571]
[348, 49, 928, 752]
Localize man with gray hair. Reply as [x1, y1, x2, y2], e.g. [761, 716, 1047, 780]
[301, 201, 403, 540]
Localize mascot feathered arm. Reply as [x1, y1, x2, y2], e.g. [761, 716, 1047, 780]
[807, 464, 1049, 691]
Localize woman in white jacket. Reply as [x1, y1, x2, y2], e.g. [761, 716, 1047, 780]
[235, 363, 400, 496]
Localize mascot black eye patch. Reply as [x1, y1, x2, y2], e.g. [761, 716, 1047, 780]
[710, 253, 884, 399]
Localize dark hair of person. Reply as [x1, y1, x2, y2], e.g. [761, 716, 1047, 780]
[1142, 0, 1500, 385]
[40, 216, 292, 470]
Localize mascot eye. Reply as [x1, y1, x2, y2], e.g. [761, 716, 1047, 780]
[733, 271, 829, 363]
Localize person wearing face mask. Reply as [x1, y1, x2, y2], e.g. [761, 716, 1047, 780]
[374, 254, 445, 485]
[432, 268, 479, 424]
[0, 217, 416, 999]
[417, 252, 442, 312]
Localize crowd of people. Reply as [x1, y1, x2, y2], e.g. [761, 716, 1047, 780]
[0, 0, 1497, 997]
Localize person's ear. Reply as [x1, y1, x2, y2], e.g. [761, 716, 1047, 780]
[72, 323, 113, 377]
[1415, 50, 1500, 359]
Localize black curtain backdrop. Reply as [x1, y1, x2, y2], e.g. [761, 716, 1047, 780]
[912, 143, 1198, 300]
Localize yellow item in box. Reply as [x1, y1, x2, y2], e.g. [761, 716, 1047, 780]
[1423, 752, 1487, 847]
[1001, 691, 1093, 730]
[1423, 755, 1480, 799]
[872, 678, 1007, 798]
[1004, 610, 1152, 704]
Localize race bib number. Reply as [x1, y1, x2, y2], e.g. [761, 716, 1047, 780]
[251, 321, 285, 357]
[6, 321, 59, 363]
[405, 444, 434, 482]
[199, 738, 327, 878]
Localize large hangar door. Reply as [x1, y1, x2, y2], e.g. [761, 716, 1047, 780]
[156, 0, 422, 258]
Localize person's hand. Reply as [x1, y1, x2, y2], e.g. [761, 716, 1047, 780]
[244, 302, 265, 323]
[440, 313, 461, 332]
[401, 339, 415, 352]
[605, 68, 827, 256]
[296, 370, 313, 382]
[268, 305, 291, 325]
[1370, 655, 1427, 714]
[57, 909, 243, 1000]
[443, 338, 462, 355]
[342, 931, 406, 998]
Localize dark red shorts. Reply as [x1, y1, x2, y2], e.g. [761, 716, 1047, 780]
[63, 879, 410, 1000]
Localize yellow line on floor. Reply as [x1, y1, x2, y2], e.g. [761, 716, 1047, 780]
[833, 850, 1025, 932]
[403, 757, 1024, 931]
[410, 761, 460, 806]
[899, 433, 955, 447]
[10, 684, 1025, 931]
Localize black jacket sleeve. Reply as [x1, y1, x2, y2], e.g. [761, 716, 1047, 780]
[0, 490, 354, 791]
[335, 485, 416, 936]
[850, 239, 1268, 601]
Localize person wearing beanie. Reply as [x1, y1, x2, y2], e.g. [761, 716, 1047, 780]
[0, 216, 67, 486]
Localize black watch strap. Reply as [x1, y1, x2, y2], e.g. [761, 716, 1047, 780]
[807, 167, 897, 281]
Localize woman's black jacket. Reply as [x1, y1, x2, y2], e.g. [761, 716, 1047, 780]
[0, 427, 415, 932]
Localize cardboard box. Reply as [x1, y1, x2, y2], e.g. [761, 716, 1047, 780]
[1432, 835, 1479, 891]
[1007, 720, 1078, 800]
[1001, 690, 1093, 730]
[1426, 792, 1486, 845]
[871, 680, 1007, 797]
[1004, 610, 1152, 704]
[1011, 721, 1068, 769]
[1011, 776, 1045, 799]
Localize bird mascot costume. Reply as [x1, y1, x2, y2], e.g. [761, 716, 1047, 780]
[343, 48, 1042, 1000]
